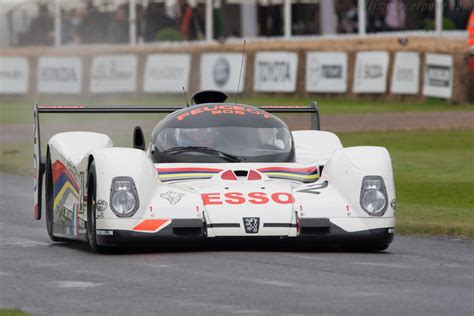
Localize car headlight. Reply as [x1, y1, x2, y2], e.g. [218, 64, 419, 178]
[360, 176, 388, 216]
[110, 177, 139, 217]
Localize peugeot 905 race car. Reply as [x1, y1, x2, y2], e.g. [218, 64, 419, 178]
[34, 90, 395, 252]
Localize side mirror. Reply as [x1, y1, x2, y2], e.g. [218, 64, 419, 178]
[133, 126, 146, 151]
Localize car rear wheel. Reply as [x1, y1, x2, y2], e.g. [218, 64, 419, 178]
[45, 151, 67, 242]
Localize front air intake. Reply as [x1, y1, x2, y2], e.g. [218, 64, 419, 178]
[300, 218, 331, 236]
[234, 170, 249, 177]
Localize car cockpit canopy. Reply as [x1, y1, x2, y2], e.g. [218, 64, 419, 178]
[151, 102, 295, 163]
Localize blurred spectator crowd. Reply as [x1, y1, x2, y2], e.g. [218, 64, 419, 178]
[17, 0, 209, 45]
[9, 0, 474, 47]
[337, 0, 473, 34]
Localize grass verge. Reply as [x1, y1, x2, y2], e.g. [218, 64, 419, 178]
[339, 129, 474, 238]
[1, 96, 472, 125]
[0, 143, 32, 177]
[0, 309, 29, 316]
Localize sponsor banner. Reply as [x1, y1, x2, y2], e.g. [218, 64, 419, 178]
[90, 55, 137, 93]
[305, 52, 348, 93]
[423, 53, 453, 99]
[353, 51, 389, 94]
[200, 53, 246, 92]
[144, 54, 191, 93]
[254, 51, 298, 92]
[37, 57, 82, 94]
[0, 57, 28, 94]
[391, 52, 420, 95]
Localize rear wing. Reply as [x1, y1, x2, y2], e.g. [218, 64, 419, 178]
[33, 102, 320, 220]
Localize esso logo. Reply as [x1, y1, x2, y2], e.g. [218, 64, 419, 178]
[201, 192, 293, 205]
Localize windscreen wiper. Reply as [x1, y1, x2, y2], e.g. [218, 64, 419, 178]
[162, 146, 241, 162]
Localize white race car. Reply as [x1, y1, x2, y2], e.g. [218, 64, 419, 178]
[34, 90, 396, 252]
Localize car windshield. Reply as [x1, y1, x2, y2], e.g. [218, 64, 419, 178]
[155, 126, 292, 157]
[151, 103, 294, 163]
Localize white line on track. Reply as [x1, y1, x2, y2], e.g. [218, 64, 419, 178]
[290, 254, 414, 269]
[0, 271, 13, 277]
[0, 239, 50, 247]
[251, 279, 296, 287]
[143, 263, 175, 268]
[50, 281, 104, 288]
[350, 262, 413, 269]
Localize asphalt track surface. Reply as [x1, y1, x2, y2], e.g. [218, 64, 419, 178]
[1, 172, 473, 316]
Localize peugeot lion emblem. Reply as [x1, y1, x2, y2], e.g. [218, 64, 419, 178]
[243, 217, 260, 234]
[160, 191, 184, 205]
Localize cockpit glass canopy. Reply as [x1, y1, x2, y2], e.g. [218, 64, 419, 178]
[151, 104, 294, 162]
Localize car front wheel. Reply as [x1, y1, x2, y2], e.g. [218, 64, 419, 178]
[86, 161, 109, 253]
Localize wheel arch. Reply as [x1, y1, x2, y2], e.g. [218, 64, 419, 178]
[84, 147, 159, 221]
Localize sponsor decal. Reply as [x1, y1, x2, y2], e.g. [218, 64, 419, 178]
[55, 204, 82, 237]
[78, 218, 85, 229]
[361, 64, 383, 79]
[37, 57, 82, 94]
[213, 58, 230, 87]
[79, 172, 85, 215]
[157, 167, 223, 182]
[33, 155, 38, 191]
[243, 217, 260, 234]
[52, 160, 82, 234]
[395, 68, 415, 81]
[66, 160, 81, 185]
[391, 52, 420, 95]
[96, 229, 114, 236]
[257, 61, 292, 83]
[423, 54, 453, 99]
[59, 206, 72, 223]
[306, 52, 348, 93]
[321, 65, 343, 79]
[160, 191, 185, 205]
[96, 199, 108, 218]
[148, 65, 186, 80]
[96, 199, 108, 212]
[0, 57, 29, 94]
[201, 192, 293, 206]
[426, 65, 451, 87]
[423, 54, 454, 99]
[176, 105, 271, 121]
[390, 199, 397, 211]
[93, 60, 132, 81]
[254, 52, 298, 92]
[200, 53, 245, 92]
[72, 204, 79, 236]
[52, 160, 79, 211]
[133, 219, 170, 233]
[0, 69, 23, 80]
[90, 55, 137, 93]
[144, 54, 191, 93]
[258, 166, 319, 183]
[297, 181, 329, 195]
[156, 166, 319, 183]
[353, 51, 389, 94]
[39, 66, 78, 81]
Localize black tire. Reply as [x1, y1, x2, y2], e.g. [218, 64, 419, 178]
[86, 161, 109, 253]
[45, 150, 67, 242]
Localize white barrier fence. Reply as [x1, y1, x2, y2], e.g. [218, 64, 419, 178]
[0, 51, 455, 99]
